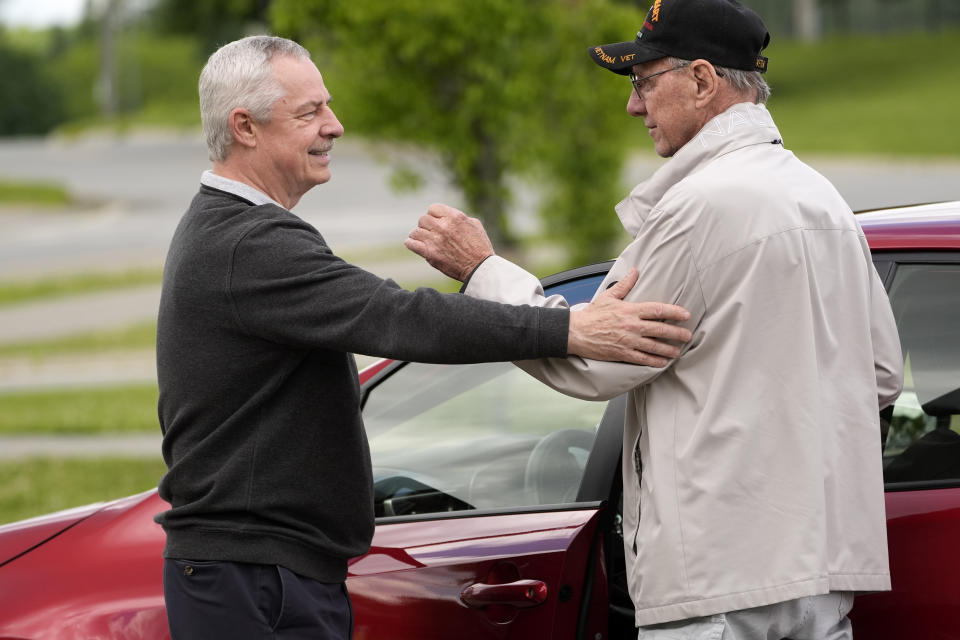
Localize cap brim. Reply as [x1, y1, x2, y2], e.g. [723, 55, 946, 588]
[589, 40, 666, 75]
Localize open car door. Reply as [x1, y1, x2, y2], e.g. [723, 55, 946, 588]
[349, 269, 620, 639]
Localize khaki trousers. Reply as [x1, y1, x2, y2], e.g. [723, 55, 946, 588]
[638, 592, 855, 640]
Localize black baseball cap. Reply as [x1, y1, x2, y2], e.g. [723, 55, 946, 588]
[589, 0, 770, 76]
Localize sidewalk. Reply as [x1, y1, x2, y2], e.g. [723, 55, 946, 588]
[0, 350, 156, 392]
[0, 285, 161, 346]
[0, 433, 162, 459]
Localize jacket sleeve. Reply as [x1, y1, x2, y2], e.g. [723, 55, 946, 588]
[226, 216, 569, 363]
[464, 208, 705, 401]
[868, 260, 904, 409]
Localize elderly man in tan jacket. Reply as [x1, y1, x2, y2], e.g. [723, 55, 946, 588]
[406, 1, 903, 638]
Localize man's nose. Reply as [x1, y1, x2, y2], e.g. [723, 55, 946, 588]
[323, 110, 344, 138]
[626, 90, 646, 117]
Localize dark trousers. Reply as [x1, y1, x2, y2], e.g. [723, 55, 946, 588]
[163, 559, 353, 640]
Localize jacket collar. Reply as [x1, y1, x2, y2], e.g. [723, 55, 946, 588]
[615, 102, 783, 237]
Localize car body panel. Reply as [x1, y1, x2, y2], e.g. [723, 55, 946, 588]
[0, 491, 168, 639]
[849, 488, 960, 637]
[859, 201, 960, 250]
[0, 502, 104, 567]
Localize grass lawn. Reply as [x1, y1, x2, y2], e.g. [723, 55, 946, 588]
[0, 384, 159, 435]
[0, 457, 166, 525]
[766, 30, 960, 157]
[0, 179, 70, 207]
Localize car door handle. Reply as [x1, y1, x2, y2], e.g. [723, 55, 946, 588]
[460, 579, 548, 609]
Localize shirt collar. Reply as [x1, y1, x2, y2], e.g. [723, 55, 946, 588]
[200, 170, 284, 209]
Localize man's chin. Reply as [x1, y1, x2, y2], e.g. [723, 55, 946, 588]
[311, 169, 332, 185]
[653, 142, 675, 158]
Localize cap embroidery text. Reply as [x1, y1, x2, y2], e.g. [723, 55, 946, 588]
[594, 47, 616, 65]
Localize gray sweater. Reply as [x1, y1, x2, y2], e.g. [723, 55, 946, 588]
[155, 185, 568, 582]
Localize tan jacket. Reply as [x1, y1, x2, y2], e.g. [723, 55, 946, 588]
[464, 102, 903, 626]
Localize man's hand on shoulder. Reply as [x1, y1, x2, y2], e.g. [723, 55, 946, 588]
[405, 204, 494, 282]
[569, 269, 692, 367]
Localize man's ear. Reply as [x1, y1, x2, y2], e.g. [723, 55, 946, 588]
[228, 108, 258, 150]
[691, 59, 721, 108]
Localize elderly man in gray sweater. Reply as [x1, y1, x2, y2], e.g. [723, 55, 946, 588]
[155, 35, 692, 640]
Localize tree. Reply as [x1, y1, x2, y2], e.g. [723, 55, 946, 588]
[0, 40, 65, 135]
[151, 0, 272, 54]
[271, 0, 642, 265]
[792, 0, 820, 41]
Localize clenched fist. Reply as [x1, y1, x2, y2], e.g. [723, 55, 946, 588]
[405, 204, 494, 282]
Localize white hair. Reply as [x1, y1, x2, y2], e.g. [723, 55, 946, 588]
[669, 57, 771, 104]
[199, 35, 311, 162]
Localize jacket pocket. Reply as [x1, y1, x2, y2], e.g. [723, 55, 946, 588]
[631, 434, 643, 555]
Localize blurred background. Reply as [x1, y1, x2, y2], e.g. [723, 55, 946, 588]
[1, 0, 958, 525]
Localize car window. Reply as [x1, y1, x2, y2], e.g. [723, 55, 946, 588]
[363, 361, 607, 517]
[883, 263, 960, 484]
[363, 272, 609, 518]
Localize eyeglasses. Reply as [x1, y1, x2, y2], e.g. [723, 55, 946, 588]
[628, 63, 725, 100]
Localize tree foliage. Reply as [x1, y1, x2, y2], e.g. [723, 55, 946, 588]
[271, 0, 642, 265]
[41, 31, 203, 126]
[0, 39, 65, 135]
[151, 0, 272, 54]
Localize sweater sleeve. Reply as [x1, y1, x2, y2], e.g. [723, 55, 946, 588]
[225, 215, 568, 363]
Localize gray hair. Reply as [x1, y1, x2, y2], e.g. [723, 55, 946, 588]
[199, 35, 311, 162]
[669, 57, 771, 105]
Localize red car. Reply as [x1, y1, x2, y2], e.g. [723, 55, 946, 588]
[1, 201, 959, 639]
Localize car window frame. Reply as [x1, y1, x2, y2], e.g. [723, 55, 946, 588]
[874, 250, 960, 493]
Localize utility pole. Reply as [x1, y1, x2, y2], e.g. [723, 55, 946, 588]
[98, 0, 124, 118]
[793, 0, 821, 41]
